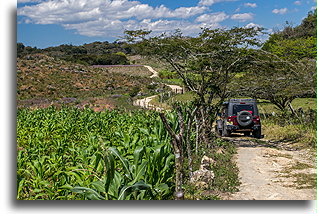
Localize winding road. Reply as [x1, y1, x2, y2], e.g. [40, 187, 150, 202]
[133, 65, 183, 110]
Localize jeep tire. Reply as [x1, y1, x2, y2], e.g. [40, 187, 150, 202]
[253, 129, 261, 139]
[237, 111, 253, 127]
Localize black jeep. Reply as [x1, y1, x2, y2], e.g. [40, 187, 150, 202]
[216, 99, 262, 138]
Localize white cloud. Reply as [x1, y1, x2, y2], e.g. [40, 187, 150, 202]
[18, 0, 207, 24]
[231, 13, 254, 22]
[311, 6, 316, 10]
[293, 1, 301, 5]
[244, 3, 257, 8]
[198, 0, 236, 6]
[19, 0, 231, 38]
[244, 22, 262, 29]
[195, 12, 229, 23]
[18, 0, 43, 3]
[272, 8, 288, 15]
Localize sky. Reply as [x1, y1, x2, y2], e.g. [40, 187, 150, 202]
[17, 0, 316, 48]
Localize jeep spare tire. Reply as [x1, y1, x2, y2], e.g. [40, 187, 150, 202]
[237, 111, 252, 126]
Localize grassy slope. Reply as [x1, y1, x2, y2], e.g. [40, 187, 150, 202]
[17, 54, 158, 110]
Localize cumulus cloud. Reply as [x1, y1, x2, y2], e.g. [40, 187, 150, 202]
[272, 8, 288, 15]
[18, 0, 207, 24]
[19, 0, 234, 38]
[244, 3, 257, 8]
[195, 12, 229, 23]
[293, 1, 301, 5]
[244, 22, 262, 29]
[18, 0, 246, 38]
[198, 0, 236, 6]
[231, 13, 254, 22]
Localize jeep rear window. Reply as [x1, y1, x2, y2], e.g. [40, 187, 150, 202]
[232, 104, 254, 115]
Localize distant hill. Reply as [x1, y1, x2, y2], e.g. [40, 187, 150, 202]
[17, 41, 133, 66]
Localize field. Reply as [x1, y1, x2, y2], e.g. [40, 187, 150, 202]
[17, 107, 176, 200]
[17, 106, 239, 200]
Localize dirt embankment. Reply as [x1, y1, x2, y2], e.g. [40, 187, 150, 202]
[224, 137, 315, 200]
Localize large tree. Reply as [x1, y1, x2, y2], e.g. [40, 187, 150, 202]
[234, 10, 316, 112]
[124, 27, 263, 141]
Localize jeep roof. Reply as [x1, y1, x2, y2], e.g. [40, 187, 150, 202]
[223, 99, 259, 116]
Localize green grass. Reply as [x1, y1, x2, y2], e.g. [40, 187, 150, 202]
[280, 161, 316, 189]
[257, 98, 315, 114]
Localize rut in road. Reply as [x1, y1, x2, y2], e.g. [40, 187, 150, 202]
[225, 137, 316, 200]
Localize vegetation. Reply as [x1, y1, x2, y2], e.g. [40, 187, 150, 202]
[17, 41, 132, 65]
[16, 9, 316, 200]
[17, 106, 239, 200]
[124, 27, 264, 146]
[17, 107, 176, 200]
[17, 54, 158, 110]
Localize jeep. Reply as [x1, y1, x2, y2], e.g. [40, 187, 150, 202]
[215, 99, 262, 138]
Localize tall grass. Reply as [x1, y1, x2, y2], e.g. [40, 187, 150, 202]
[261, 109, 316, 148]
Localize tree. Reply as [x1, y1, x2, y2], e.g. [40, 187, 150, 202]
[243, 10, 316, 112]
[124, 27, 263, 142]
[231, 51, 315, 112]
[262, 10, 316, 60]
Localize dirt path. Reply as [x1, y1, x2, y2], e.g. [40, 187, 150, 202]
[225, 137, 315, 200]
[144, 65, 159, 78]
[133, 95, 163, 111]
[165, 84, 183, 93]
[133, 66, 183, 110]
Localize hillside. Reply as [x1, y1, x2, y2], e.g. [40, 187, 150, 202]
[17, 54, 162, 110]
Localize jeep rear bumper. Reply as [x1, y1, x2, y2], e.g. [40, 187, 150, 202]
[226, 124, 261, 132]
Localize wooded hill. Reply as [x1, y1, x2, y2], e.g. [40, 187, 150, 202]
[17, 41, 132, 66]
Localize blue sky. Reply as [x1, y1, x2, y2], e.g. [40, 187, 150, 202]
[17, 0, 316, 48]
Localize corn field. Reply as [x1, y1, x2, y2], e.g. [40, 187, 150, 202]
[17, 107, 181, 200]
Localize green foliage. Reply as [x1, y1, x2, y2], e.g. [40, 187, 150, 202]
[17, 43, 39, 58]
[263, 36, 315, 60]
[129, 86, 140, 97]
[17, 107, 177, 200]
[124, 27, 264, 127]
[158, 69, 177, 79]
[63, 53, 129, 65]
[262, 10, 316, 60]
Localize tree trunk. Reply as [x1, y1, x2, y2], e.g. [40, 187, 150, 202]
[159, 107, 185, 200]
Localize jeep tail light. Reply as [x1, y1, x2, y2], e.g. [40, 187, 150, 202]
[253, 116, 260, 124]
[227, 116, 238, 125]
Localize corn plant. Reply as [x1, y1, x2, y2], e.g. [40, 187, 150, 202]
[17, 106, 177, 200]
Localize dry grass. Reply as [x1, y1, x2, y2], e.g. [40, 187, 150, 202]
[17, 54, 154, 110]
[262, 122, 315, 148]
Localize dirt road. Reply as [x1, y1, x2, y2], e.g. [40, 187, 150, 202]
[144, 65, 159, 78]
[133, 66, 183, 110]
[225, 137, 316, 200]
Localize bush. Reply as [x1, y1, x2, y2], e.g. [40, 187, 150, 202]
[129, 86, 140, 97]
[62, 54, 129, 65]
[158, 69, 176, 79]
